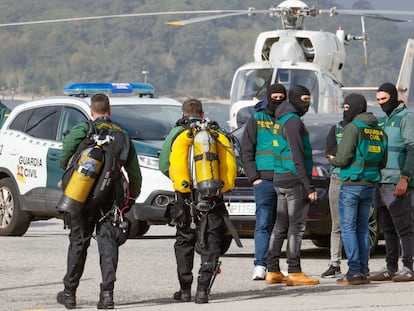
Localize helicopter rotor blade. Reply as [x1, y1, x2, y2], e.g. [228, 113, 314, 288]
[320, 8, 414, 18]
[362, 15, 413, 23]
[0, 10, 251, 28]
[166, 8, 272, 26]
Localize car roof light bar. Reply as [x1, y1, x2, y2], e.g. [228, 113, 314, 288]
[63, 82, 155, 97]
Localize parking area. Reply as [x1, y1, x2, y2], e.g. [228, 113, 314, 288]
[0, 220, 412, 311]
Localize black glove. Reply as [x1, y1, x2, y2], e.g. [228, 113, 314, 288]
[165, 201, 186, 227]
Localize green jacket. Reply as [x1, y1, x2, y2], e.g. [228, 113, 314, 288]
[273, 112, 313, 175]
[329, 123, 344, 175]
[159, 125, 186, 177]
[0, 101, 11, 128]
[378, 103, 414, 186]
[330, 112, 388, 186]
[252, 110, 276, 172]
[61, 118, 142, 198]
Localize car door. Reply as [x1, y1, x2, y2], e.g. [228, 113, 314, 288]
[5, 105, 62, 211]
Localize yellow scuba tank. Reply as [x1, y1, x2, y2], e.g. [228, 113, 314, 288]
[169, 129, 193, 193]
[216, 131, 237, 193]
[193, 124, 221, 199]
[57, 145, 104, 215]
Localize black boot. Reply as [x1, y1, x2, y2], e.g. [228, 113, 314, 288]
[195, 289, 208, 304]
[57, 288, 76, 309]
[97, 290, 114, 309]
[173, 289, 191, 302]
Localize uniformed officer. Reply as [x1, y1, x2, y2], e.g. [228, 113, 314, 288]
[330, 94, 387, 285]
[57, 93, 142, 309]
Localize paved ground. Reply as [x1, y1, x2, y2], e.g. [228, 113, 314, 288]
[1, 220, 413, 311]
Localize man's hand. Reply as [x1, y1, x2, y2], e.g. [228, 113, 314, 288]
[308, 191, 318, 202]
[253, 179, 262, 185]
[326, 154, 335, 161]
[395, 176, 409, 197]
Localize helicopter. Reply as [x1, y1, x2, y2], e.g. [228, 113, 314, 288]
[164, 0, 414, 129]
[0, 0, 413, 130]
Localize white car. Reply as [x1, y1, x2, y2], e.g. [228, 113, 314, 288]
[0, 82, 181, 236]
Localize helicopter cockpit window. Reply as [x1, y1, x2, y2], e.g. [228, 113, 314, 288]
[231, 68, 273, 104]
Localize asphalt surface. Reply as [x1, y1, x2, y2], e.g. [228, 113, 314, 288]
[1, 219, 413, 311]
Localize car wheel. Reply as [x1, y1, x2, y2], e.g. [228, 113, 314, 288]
[0, 177, 31, 236]
[124, 210, 139, 237]
[368, 206, 379, 253]
[136, 220, 150, 236]
[311, 237, 330, 248]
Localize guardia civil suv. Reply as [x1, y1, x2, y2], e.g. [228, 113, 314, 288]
[0, 82, 182, 236]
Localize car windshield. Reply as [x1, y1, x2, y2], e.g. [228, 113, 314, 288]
[110, 104, 182, 140]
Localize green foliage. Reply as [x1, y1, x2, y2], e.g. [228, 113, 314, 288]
[0, 0, 412, 99]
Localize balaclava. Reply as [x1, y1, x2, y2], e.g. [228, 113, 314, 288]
[377, 82, 399, 116]
[267, 83, 287, 113]
[343, 93, 367, 123]
[289, 85, 311, 117]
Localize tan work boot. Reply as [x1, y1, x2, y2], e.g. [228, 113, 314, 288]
[265, 272, 288, 284]
[286, 272, 320, 286]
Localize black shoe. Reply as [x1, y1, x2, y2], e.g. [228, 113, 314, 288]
[173, 289, 191, 302]
[321, 265, 341, 278]
[97, 290, 114, 309]
[57, 290, 76, 309]
[195, 290, 208, 304]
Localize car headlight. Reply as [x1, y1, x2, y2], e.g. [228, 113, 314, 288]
[138, 155, 159, 170]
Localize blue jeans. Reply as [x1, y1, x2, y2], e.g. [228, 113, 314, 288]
[253, 180, 277, 267]
[338, 185, 375, 276]
[267, 183, 308, 273]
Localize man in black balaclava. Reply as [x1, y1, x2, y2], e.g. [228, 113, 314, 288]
[267, 84, 319, 286]
[343, 93, 367, 122]
[369, 83, 414, 282]
[330, 93, 387, 285]
[377, 82, 400, 116]
[241, 82, 286, 281]
[288, 85, 311, 117]
[321, 93, 367, 278]
[267, 83, 287, 113]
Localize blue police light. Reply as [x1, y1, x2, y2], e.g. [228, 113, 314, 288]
[63, 82, 155, 97]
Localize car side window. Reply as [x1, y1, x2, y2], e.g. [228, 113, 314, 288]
[58, 107, 88, 141]
[9, 109, 32, 132]
[9, 106, 61, 140]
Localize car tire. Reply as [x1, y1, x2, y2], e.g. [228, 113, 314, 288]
[136, 220, 150, 236]
[0, 177, 31, 236]
[312, 206, 379, 254]
[311, 238, 330, 248]
[368, 206, 379, 253]
[124, 210, 150, 238]
[124, 210, 139, 237]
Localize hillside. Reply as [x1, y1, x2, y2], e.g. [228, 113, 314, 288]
[0, 0, 412, 99]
